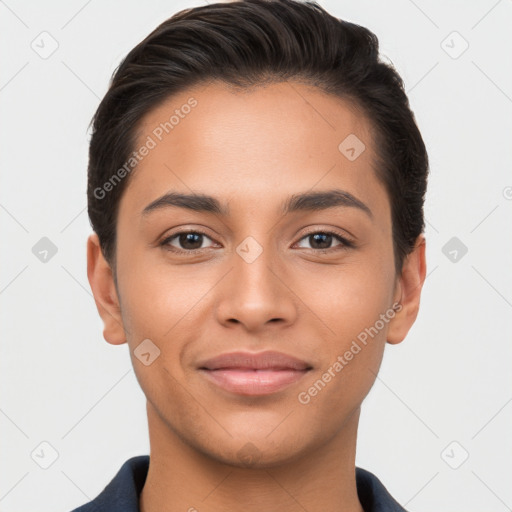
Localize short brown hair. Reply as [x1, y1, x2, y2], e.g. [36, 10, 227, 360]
[87, 0, 429, 275]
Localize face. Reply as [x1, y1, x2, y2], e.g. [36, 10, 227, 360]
[89, 80, 425, 468]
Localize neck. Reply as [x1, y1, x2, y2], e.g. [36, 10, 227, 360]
[140, 402, 364, 512]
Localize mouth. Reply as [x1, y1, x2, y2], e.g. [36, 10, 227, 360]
[197, 350, 313, 396]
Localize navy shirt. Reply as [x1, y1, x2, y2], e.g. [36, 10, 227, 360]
[70, 455, 408, 512]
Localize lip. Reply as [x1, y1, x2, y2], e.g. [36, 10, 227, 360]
[198, 350, 313, 396]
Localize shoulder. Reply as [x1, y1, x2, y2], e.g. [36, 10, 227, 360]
[355, 467, 409, 512]
[69, 455, 150, 512]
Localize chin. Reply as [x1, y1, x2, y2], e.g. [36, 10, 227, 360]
[193, 430, 312, 469]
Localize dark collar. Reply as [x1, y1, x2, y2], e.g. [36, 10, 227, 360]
[70, 455, 408, 512]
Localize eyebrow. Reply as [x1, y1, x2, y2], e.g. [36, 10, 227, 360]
[141, 189, 373, 219]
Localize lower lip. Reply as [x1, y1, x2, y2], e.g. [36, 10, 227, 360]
[200, 368, 310, 395]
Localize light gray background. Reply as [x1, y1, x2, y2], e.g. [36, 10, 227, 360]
[1, 1, 511, 511]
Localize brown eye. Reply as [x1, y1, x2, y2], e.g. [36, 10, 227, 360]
[161, 230, 216, 253]
[295, 230, 354, 252]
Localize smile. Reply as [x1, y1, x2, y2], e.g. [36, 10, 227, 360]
[200, 368, 311, 395]
[197, 350, 313, 396]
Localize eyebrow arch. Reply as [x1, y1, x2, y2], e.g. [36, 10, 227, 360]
[141, 189, 373, 219]
[142, 192, 229, 217]
[283, 189, 373, 218]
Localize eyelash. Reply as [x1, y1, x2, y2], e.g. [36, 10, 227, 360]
[159, 228, 355, 255]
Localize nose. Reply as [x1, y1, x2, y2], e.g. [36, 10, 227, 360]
[214, 239, 297, 333]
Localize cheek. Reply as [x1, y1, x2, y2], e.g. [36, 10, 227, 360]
[116, 254, 221, 390]
[297, 255, 394, 397]
[306, 258, 395, 341]
[294, 274, 392, 438]
[116, 248, 200, 337]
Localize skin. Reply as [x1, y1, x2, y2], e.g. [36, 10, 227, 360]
[87, 80, 426, 512]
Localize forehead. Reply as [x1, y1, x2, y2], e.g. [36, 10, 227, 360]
[120, 80, 388, 222]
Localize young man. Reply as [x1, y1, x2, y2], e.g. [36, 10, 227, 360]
[77, 0, 428, 510]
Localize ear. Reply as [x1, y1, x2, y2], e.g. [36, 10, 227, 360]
[86, 232, 127, 345]
[386, 234, 427, 345]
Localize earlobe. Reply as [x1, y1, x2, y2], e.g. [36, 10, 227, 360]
[386, 234, 427, 345]
[86, 233, 127, 345]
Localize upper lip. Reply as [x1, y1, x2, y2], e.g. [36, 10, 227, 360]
[198, 350, 312, 371]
